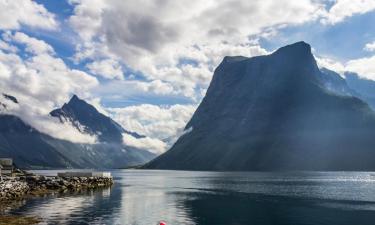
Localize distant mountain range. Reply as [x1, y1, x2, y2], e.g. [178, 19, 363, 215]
[0, 94, 155, 169]
[145, 41, 375, 171]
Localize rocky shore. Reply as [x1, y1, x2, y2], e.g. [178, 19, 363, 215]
[0, 172, 113, 201]
[0, 178, 29, 201]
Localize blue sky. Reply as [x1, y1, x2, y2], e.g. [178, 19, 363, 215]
[260, 11, 375, 61]
[1, 0, 375, 151]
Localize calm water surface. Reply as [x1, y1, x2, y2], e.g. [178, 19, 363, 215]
[5, 170, 375, 225]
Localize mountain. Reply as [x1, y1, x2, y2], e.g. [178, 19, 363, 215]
[344, 72, 375, 109]
[0, 114, 75, 168]
[145, 41, 375, 171]
[317, 69, 375, 110]
[50, 95, 143, 143]
[318, 68, 356, 96]
[0, 94, 155, 169]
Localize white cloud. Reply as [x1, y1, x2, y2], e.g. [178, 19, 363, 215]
[10, 32, 55, 55]
[86, 58, 124, 80]
[68, 0, 108, 41]
[321, 0, 375, 25]
[93, 79, 178, 102]
[364, 41, 375, 52]
[110, 104, 197, 152]
[134, 80, 175, 95]
[316, 55, 346, 74]
[110, 104, 196, 140]
[346, 55, 375, 80]
[316, 54, 375, 81]
[0, 40, 17, 53]
[0, 0, 57, 30]
[0, 32, 99, 143]
[123, 133, 167, 154]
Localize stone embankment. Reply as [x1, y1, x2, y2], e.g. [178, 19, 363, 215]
[0, 174, 113, 201]
[0, 178, 29, 201]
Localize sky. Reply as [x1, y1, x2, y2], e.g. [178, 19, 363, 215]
[1, 0, 375, 153]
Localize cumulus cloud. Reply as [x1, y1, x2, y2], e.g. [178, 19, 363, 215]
[321, 0, 375, 25]
[123, 133, 167, 154]
[315, 56, 346, 74]
[109, 104, 197, 152]
[93, 79, 178, 103]
[0, 31, 99, 143]
[109, 104, 196, 140]
[11, 32, 55, 55]
[68, 0, 108, 41]
[0, 0, 57, 30]
[86, 58, 124, 80]
[0, 40, 17, 53]
[365, 41, 375, 52]
[316, 54, 375, 81]
[346, 56, 375, 80]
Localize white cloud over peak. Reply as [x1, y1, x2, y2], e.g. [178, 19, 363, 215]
[110, 104, 196, 140]
[0, 0, 58, 30]
[123, 133, 167, 154]
[0, 31, 98, 143]
[346, 55, 375, 80]
[316, 54, 375, 81]
[316, 56, 346, 74]
[110, 104, 197, 153]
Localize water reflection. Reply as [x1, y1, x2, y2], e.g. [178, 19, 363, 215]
[5, 170, 375, 225]
[114, 170, 195, 225]
[9, 182, 121, 224]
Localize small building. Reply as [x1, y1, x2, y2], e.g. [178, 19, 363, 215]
[0, 158, 14, 176]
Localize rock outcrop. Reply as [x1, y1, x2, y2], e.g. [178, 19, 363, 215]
[0, 178, 29, 200]
[0, 173, 113, 201]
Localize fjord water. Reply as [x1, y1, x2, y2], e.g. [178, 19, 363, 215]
[8, 170, 375, 225]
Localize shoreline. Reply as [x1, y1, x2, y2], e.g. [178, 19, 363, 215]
[0, 171, 113, 224]
[0, 174, 113, 202]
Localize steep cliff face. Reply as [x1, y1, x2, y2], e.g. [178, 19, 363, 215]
[145, 42, 375, 171]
